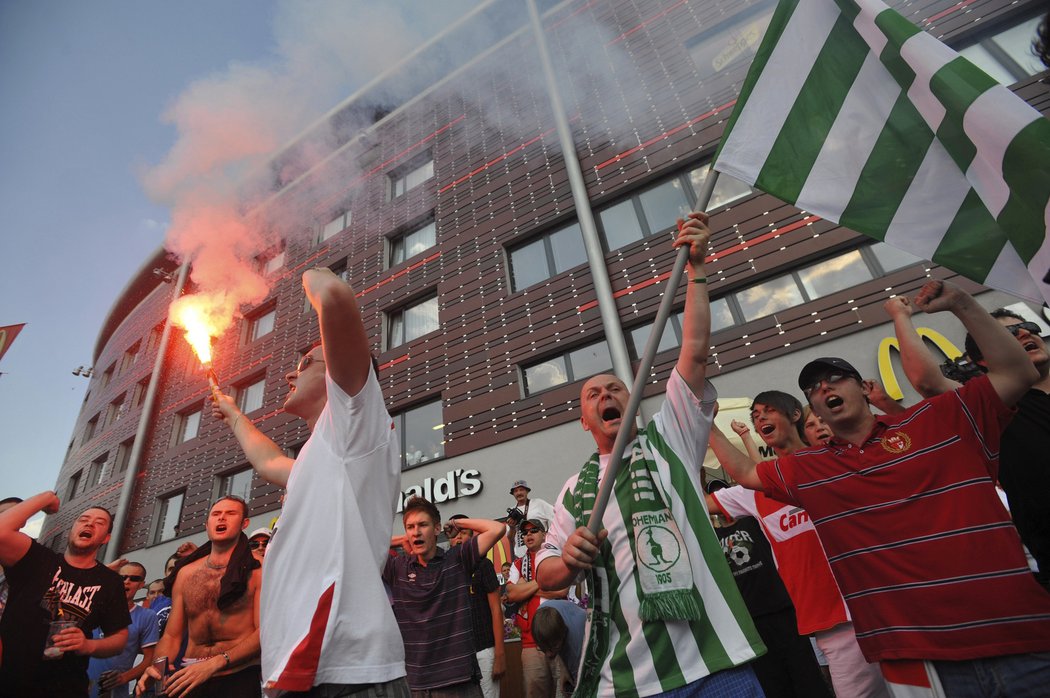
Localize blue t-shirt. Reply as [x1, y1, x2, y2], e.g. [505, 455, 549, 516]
[87, 604, 159, 698]
[539, 600, 586, 684]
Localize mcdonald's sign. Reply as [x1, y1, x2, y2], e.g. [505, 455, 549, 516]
[877, 328, 962, 401]
[0, 323, 25, 364]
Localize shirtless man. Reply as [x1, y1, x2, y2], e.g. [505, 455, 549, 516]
[137, 496, 261, 697]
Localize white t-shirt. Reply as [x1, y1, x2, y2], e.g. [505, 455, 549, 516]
[260, 371, 405, 695]
[511, 498, 555, 559]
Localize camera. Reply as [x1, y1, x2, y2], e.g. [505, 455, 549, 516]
[505, 507, 525, 525]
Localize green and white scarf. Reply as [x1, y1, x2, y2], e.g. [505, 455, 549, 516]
[569, 440, 704, 696]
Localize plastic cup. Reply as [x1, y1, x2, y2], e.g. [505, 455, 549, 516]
[42, 619, 78, 659]
[152, 656, 169, 697]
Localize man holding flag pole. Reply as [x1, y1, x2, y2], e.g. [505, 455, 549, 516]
[535, 210, 767, 698]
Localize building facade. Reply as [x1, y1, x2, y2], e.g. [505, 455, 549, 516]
[47, 0, 1049, 574]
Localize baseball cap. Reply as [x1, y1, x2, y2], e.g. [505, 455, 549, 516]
[521, 518, 547, 533]
[798, 357, 861, 392]
[248, 527, 272, 540]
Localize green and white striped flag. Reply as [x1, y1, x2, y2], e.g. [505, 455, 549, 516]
[714, 0, 1050, 304]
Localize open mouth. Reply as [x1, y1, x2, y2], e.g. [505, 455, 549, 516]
[215, 524, 228, 534]
[78, 531, 92, 541]
[1024, 341, 1039, 352]
[412, 538, 425, 549]
[759, 424, 775, 435]
[825, 395, 844, 409]
[601, 406, 621, 422]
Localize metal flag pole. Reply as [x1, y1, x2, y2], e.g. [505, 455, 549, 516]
[586, 167, 720, 534]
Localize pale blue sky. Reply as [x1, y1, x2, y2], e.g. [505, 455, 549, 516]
[0, 0, 476, 528]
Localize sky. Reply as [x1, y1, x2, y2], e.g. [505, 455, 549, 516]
[0, 0, 477, 535]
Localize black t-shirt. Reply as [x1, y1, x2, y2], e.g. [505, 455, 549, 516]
[715, 515, 793, 618]
[1000, 388, 1050, 588]
[0, 541, 130, 698]
[467, 557, 500, 652]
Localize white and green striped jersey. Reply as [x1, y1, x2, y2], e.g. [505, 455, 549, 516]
[714, 0, 1050, 305]
[536, 371, 764, 698]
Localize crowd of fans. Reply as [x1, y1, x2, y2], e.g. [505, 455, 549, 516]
[0, 206, 1048, 698]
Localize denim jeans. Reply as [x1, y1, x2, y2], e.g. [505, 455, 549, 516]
[933, 653, 1050, 698]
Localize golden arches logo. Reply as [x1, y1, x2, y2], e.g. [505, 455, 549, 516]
[877, 328, 962, 401]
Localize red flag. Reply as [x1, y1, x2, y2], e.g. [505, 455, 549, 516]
[0, 324, 25, 364]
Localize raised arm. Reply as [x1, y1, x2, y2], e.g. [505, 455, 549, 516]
[729, 420, 763, 462]
[913, 280, 1036, 406]
[210, 394, 294, 487]
[0, 491, 59, 568]
[303, 267, 372, 398]
[708, 424, 763, 490]
[456, 518, 506, 557]
[673, 212, 713, 395]
[884, 295, 959, 397]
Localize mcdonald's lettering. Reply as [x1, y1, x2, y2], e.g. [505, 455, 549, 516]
[877, 328, 962, 401]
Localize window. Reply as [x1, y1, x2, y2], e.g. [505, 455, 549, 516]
[175, 407, 201, 444]
[219, 468, 254, 503]
[134, 377, 150, 408]
[387, 295, 440, 348]
[106, 393, 126, 426]
[146, 323, 165, 354]
[248, 307, 276, 342]
[258, 247, 286, 275]
[100, 363, 115, 389]
[688, 166, 755, 210]
[153, 491, 185, 544]
[389, 220, 437, 267]
[957, 12, 1046, 84]
[88, 453, 107, 486]
[522, 339, 613, 395]
[868, 242, 922, 274]
[115, 437, 134, 474]
[597, 169, 750, 253]
[329, 257, 353, 284]
[321, 210, 352, 243]
[238, 377, 266, 414]
[735, 274, 806, 321]
[508, 221, 588, 291]
[389, 157, 434, 199]
[121, 342, 140, 373]
[84, 414, 100, 442]
[686, 1, 776, 85]
[796, 250, 873, 300]
[66, 470, 82, 501]
[394, 400, 445, 468]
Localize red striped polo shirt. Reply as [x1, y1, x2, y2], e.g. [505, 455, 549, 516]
[757, 375, 1050, 662]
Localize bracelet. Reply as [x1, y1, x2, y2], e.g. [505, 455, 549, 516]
[221, 651, 231, 667]
[690, 277, 707, 284]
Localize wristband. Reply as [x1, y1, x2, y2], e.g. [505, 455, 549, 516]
[690, 277, 707, 284]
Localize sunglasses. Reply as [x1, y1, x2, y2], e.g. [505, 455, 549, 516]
[248, 539, 269, 550]
[296, 354, 325, 374]
[121, 574, 145, 582]
[521, 527, 543, 535]
[1005, 321, 1041, 337]
[802, 373, 848, 398]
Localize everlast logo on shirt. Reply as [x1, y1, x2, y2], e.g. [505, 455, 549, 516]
[880, 430, 912, 455]
[48, 566, 103, 615]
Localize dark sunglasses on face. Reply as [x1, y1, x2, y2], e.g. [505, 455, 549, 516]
[121, 574, 145, 582]
[1006, 321, 1041, 337]
[248, 540, 269, 550]
[802, 373, 847, 398]
[296, 354, 324, 374]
